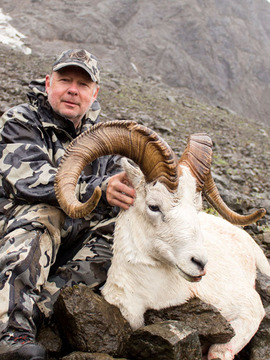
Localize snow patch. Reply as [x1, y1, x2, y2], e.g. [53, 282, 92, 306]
[0, 8, 31, 55]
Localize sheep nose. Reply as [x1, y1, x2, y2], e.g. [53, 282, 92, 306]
[191, 256, 207, 271]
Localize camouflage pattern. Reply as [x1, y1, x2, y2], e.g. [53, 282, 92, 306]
[0, 79, 121, 338]
[52, 49, 100, 84]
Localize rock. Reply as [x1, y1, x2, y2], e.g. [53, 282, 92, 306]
[211, 173, 229, 189]
[37, 323, 63, 355]
[144, 297, 235, 345]
[250, 306, 270, 360]
[263, 232, 270, 245]
[256, 273, 270, 306]
[53, 285, 132, 357]
[126, 321, 202, 360]
[61, 352, 125, 360]
[153, 124, 173, 134]
[231, 174, 246, 185]
[166, 95, 176, 103]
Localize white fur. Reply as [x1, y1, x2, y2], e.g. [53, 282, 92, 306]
[102, 160, 270, 360]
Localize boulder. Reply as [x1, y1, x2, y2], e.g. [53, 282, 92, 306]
[53, 285, 131, 357]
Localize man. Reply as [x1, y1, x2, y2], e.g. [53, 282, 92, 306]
[0, 49, 135, 360]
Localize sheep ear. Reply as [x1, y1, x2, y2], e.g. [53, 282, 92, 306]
[121, 158, 144, 188]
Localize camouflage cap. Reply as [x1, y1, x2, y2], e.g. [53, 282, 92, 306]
[52, 49, 100, 83]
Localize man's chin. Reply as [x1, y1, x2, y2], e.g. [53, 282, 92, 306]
[57, 110, 81, 126]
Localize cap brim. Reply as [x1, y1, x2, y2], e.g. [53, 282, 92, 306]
[53, 62, 98, 83]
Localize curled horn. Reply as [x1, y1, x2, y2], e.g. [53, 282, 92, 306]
[203, 175, 266, 225]
[179, 133, 266, 225]
[54, 120, 179, 219]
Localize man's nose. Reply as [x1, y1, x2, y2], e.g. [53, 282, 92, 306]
[67, 82, 78, 95]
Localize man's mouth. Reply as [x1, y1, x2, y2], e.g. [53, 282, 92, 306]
[62, 100, 79, 107]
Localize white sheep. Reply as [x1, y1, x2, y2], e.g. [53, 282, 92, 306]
[102, 160, 270, 359]
[54, 121, 270, 360]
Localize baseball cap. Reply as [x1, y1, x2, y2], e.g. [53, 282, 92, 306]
[52, 49, 100, 83]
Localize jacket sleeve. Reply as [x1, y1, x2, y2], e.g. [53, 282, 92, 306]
[0, 107, 122, 209]
[0, 109, 59, 205]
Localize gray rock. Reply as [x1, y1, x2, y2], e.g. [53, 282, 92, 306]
[53, 285, 131, 357]
[126, 321, 202, 360]
[144, 297, 235, 345]
[256, 274, 270, 306]
[61, 352, 124, 360]
[250, 306, 270, 360]
[37, 324, 62, 355]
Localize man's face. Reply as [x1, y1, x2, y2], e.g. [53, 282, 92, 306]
[45, 66, 99, 127]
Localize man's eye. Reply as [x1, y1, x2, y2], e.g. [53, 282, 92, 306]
[148, 205, 160, 212]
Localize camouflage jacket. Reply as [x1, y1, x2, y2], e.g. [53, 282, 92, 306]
[0, 79, 121, 237]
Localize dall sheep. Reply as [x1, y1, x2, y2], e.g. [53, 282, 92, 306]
[55, 120, 270, 360]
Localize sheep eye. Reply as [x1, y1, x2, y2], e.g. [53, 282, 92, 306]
[148, 205, 160, 212]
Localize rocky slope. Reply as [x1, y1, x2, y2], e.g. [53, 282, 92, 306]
[0, 0, 270, 126]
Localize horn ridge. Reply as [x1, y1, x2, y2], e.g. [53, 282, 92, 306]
[55, 120, 179, 218]
[179, 133, 213, 191]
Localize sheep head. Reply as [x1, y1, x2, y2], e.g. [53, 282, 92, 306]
[118, 157, 208, 282]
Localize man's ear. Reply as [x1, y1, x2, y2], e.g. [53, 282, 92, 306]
[93, 85, 100, 100]
[45, 74, 51, 92]
[90, 85, 99, 106]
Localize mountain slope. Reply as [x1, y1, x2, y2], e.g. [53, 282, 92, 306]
[0, 0, 270, 124]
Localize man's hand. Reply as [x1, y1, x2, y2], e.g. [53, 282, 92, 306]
[106, 172, 135, 210]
